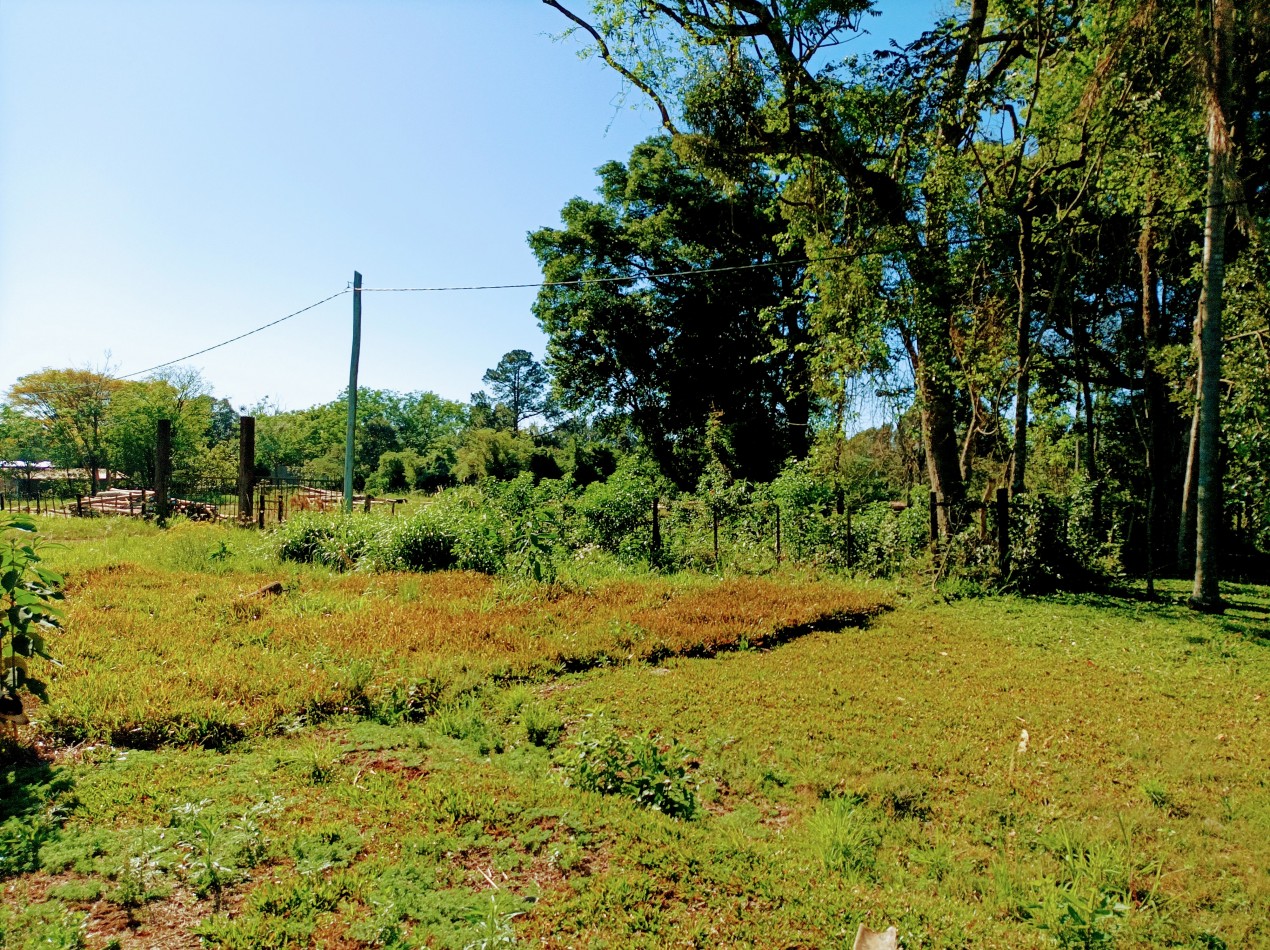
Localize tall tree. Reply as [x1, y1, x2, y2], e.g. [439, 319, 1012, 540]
[530, 136, 811, 486]
[481, 351, 549, 434]
[544, 0, 1076, 532]
[1189, 0, 1235, 611]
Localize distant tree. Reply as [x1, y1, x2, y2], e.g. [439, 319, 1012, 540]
[6, 368, 122, 493]
[454, 429, 534, 481]
[0, 404, 52, 464]
[394, 392, 468, 454]
[106, 368, 215, 486]
[468, 392, 515, 433]
[481, 350, 548, 433]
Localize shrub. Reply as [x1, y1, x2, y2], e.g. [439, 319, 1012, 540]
[575, 460, 657, 561]
[850, 502, 927, 576]
[274, 512, 381, 571]
[373, 488, 507, 574]
[1008, 493, 1100, 593]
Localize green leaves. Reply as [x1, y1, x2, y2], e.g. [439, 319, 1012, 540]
[1, 513, 64, 699]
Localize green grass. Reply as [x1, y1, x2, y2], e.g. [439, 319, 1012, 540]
[1, 518, 1267, 948]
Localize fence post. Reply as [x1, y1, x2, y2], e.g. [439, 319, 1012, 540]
[929, 490, 939, 549]
[997, 487, 1010, 571]
[775, 505, 782, 564]
[155, 419, 172, 525]
[239, 416, 256, 526]
[846, 508, 853, 568]
[712, 507, 719, 563]
[277, 492, 284, 523]
[364, 495, 371, 514]
[257, 485, 266, 529]
[651, 494, 661, 563]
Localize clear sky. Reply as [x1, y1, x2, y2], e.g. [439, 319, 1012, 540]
[1, 0, 936, 412]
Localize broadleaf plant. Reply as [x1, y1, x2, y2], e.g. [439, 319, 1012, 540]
[1, 513, 64, 721]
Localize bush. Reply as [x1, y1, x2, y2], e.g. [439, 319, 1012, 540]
[850, 502, 927, 576]
[274, 512, 381, 571]
[373, 488, 507, 574]
[575, 460, 657, 562]
[1007, 492, 1105, 593]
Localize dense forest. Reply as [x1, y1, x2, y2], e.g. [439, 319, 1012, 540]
[3, 0, 1267, 606]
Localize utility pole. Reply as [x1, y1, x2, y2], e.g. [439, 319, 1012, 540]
[344, 271, 362, 512]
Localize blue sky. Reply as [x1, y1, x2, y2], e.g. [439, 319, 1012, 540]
[1, 1, 936, 412]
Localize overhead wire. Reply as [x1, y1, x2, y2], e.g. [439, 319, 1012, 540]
[4, 193, 1264, 398]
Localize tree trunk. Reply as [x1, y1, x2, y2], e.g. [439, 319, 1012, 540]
[1190, 0, 1232, 612]
[1012, 210, 1033, 496]
[1139, 213, 1176, 576]
[917, 353, 964, 538]
[1177, 400, 1200, 569]
[911, 232, 965, 538]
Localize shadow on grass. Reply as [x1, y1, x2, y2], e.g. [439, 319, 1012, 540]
[1037, 579, 1270, 644]
[0, 738, 74, 880]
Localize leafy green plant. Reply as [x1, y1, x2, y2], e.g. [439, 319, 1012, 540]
[510, 507, 560, 584]
[1, 513, 64, 720]
[562, 714, 697, 818]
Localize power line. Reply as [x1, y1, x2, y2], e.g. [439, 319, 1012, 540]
[3, 193, 1261, 400]
[5, 290, 350, 399]
[118, 289, 351, 380]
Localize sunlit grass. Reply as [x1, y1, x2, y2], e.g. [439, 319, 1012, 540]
[2, 517, 1266, 948]
[29, 517, 887, 746]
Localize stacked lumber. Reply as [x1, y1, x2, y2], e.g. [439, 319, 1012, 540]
[76, 489, 219, 521]
[289, 487, 404, 512]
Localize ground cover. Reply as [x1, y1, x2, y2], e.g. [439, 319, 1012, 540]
[2, 518, 1267, 948]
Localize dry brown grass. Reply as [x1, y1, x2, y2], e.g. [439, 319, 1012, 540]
[42, 565, 887, 747]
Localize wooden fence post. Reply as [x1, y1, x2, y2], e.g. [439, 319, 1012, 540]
[155, 419, 172, 524]
[651, 494, 661, 563]
[996, 487, 1010, 570]
[257, 485, 266, 529]
[712, 507, 719, 563]
[239, 415, 256, 526]
[846, 508, 853, 567]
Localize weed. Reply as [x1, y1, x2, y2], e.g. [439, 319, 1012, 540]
[519, 702, 563, 748]
[562, 714, 698, 819]
[464, 894, 521, 948]
[807, 795, 881, 880]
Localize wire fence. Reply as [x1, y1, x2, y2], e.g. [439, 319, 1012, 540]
[0, 473, 409, 527]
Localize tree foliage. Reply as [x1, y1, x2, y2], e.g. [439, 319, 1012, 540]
[530, 136, 812, 487]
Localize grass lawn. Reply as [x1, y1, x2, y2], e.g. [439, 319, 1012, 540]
[2, 518, 1267, 948]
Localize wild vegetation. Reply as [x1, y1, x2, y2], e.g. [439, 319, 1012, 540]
[1, 516, 1266, 948]
[2, 0, 1268, 945]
